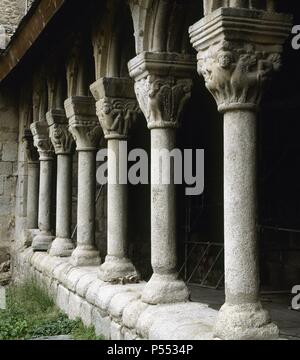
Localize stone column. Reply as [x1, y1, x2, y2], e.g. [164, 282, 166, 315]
[128, 52, 195, 304]
[22, 129, 39, 247]
[90, 77, 139, 282]
[47, 109, 75, 257]
[190, 7, 292, 339]
[65, 96, 102, 266]
[30, 121, 55, 251]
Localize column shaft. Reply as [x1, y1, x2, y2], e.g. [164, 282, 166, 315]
[70, 150, 101, 266]
[189, 6, 292, 338]
[78, 150, 96, 245]
[223, 110, 258, 305]
[49, 153, 74, 257]
[128, 52, 195, 304]
[90, 77, 139, 282]
[107, 140, 127, 258]
[56, 155, 72, 239]
[65, 96, 102, 267]
[27, 161, 39, 229]
[151, 128, 176, 275]
[98, 138, 138, 282]
[38, 160, 53, 232]
[32, 158, 55, 251]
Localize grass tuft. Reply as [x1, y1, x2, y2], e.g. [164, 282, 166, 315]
[0, 280, 103, 340]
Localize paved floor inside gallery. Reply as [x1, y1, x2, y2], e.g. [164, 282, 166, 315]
[190, 286, 300, 340]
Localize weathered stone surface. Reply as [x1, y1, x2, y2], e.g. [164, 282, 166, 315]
[109, 291, 141, 320]
[92, 308, 111, 339]
[85, 279, 104, 305]
[76, 273, 99, 298]
[56, 284, 70, 313]
[66, 267, 96, 292]
[94, 284, 144, 313]
[110, 321, 123, 340]
[17, 250, 288, 341]
[68, 292, 82, 320]
[136, 302, 209, 339]
[80, 300, 93, 327]
[122, 300, 149, 330]
[214, 302, 279, 340]
[52, 262, 73, 281]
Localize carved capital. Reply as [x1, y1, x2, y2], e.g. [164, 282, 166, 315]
[189, 7, 292, 112]
[90, 78, 140, 139]
[23, 129, 39, 163]
[64, 96, 103, 151]
[46, 109, 74, 155]
[128, 52, 195, 129]
[30, 121, 54, 161]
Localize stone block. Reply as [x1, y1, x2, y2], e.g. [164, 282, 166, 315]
[109, 291, 141, 320]
[2, 142, 18, 161]
[80, 300, 93, 327]
[0, 162, 12, 175]
[66, 267, 94, 292]
[68, 292, 83, 320]
[56, 284, 70, 313]
[123, 328, 138, 340]
[92, 308, 111, 339]
[85, 279, 103, 305]
[136, 302, 209, 339]
[110, 321, 123, 340]
[122, 300, 149, 329]
[76, 273, 99, 298]
[52, 262, 73, 281]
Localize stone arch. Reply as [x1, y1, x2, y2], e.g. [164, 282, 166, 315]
[46, 55, 68, 111]
[32, 68, 48, 123]
[65, 30, 95, 98]
[92, 0, 136, 80]
[128, 0, 201, 54]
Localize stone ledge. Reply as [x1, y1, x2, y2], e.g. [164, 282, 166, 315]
[18, 248, 218, 340]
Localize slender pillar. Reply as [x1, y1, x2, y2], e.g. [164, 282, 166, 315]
[23, 129, 40, 247]
[91, 77, 139, 282]
[128, 52, 195, 304]
[30, 121, 55, 251]
[65, 96, 102, 266]
[47, 109, 75, 257]
[190, 7, 292, 339]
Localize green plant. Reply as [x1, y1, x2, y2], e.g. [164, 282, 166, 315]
[0, 280, 103, 340]
[0, 312, 28, 340]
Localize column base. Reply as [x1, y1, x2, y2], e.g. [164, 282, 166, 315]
[23, 229, 39, 248]
[141, 273, 189, 305]
[214, 302, 279, 340]
[49, 237, 75, 257]
[70, 245, 101, 266]
[98, 255, 139, 283]
[32, 232, 55, 252]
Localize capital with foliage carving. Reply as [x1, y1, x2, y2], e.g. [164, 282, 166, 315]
[128, 52, 196, 130]
[64, 96, 103, 151]
[47, 109, 74, 155]
[30, 121, 54, 161]
[189, 7, 292, 113]
[23, 129, 39, 163]
[90, 77, 140, 140]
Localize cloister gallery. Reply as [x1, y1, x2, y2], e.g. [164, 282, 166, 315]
[0, 0, 299, 340]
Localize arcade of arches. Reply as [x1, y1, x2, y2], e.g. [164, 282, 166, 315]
[0, 0, 299, 340]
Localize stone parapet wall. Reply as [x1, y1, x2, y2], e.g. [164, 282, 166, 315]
[16, 248, 218, 340]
